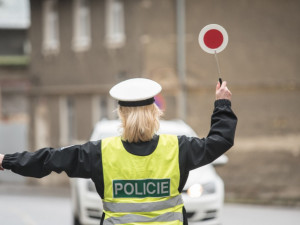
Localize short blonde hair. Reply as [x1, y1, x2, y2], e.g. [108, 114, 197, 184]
[118, 103, 163, 143]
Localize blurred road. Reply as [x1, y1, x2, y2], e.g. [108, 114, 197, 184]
[222, 204, 300, 225]
[0, 183, 299, 225]
[0, 183, 71, 225]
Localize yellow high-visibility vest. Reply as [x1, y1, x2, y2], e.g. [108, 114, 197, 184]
[101, 134, 184, 225]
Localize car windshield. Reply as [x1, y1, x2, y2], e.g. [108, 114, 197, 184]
[90, 132, 119, 141]
[90, 120, 198, 141]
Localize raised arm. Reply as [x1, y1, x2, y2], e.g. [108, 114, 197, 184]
[179, 80, 237, 171]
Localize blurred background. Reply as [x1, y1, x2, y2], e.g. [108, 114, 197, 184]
[0, 0, 299, 223]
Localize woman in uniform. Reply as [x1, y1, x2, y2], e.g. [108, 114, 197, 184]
[0, 78, 237, 225]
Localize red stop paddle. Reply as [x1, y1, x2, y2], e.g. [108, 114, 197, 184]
[198, 24, 229, 85]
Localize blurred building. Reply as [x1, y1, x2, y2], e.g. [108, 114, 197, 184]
[25, 0, 300, 203]
[0, 0, 30, 121]
[28, 0, 182, 154]
[28, 0, 300, 143]
[0, 0, 30, 183]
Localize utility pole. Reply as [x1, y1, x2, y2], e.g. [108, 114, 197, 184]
[176, 0, 186, 120]
[0, 86, 2, 120]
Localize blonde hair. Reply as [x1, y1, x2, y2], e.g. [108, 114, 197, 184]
[118, 103, 163, 143]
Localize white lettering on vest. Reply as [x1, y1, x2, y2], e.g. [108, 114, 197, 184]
[124, 183, 134, 195]
[114, 183, 123, 196]
[135, 183, 142, 195]
[161, 181, 169, 194]
[113, 179, 170, 198]
[147, 182, 156, 194]
[143, 182, 146, 195]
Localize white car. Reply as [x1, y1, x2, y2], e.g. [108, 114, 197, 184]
[70, 119, 227, 225]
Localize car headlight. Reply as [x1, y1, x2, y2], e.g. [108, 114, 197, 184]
[87, 180, 97, 193]
[187, 184, 203, 198]
[187, 182, 216, 198]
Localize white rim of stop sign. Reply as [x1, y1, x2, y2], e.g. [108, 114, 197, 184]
[198, 24, 228, 54]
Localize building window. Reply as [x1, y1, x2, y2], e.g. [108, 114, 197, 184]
[72, 0, 91, 51]
[105, 0, 125, 48]
[100, 97, 109, 119]
[67, 98, 76, 142]
[42, 0, 60, 55]
[34, 99, 50, 149]
[59, 97, 76, 145]
[91, 95, 108, 125]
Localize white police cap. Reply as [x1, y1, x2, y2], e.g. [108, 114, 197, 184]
[109, 78, 162, 107]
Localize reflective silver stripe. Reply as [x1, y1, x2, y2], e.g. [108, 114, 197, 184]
[103, 195, 183, 213]
[104, 212, 183, 225]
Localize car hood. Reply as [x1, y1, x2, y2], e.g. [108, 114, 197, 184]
[183, 165, 217, 190]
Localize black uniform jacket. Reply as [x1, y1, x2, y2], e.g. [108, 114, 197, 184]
[2, 99, 237, 225]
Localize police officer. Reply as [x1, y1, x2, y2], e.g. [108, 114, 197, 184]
[0, 78, 237, 225]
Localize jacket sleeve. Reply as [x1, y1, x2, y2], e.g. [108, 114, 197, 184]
[2, 141, 100, 179]
[179, 99, 237, 172]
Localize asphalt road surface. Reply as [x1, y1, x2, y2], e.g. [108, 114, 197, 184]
[0, 184, 299, 225]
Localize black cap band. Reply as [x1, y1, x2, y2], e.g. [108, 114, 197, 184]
[118, 97, 155, 107]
